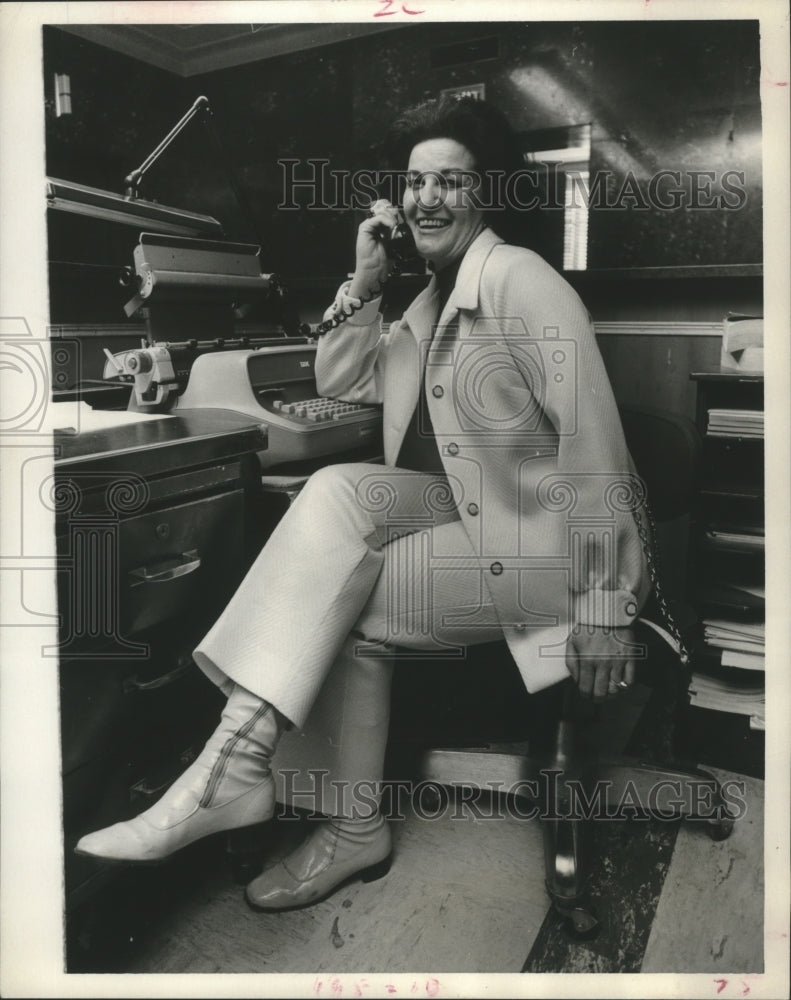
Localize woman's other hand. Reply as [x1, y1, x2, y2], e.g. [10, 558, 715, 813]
[565, 625, 637, 701]
[348, 199, 401, 300]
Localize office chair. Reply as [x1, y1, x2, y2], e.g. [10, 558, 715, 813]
[406, 405, 736, 937]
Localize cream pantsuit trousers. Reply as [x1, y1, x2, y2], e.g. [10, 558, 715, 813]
[193, 462, 505, 818]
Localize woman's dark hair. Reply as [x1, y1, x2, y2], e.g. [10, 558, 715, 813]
[382, 96, 537, 248]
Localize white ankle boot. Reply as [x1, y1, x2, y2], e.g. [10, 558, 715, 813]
[245, 813, 392, 911]
[75, 684, 285, 864]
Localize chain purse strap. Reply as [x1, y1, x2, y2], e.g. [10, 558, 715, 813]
[631, 497, 692, 667]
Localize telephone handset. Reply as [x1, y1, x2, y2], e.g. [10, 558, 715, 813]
[379, 211, 417, 263]
[310, 205, 417, 337]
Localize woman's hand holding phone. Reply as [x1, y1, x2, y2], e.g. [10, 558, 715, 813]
[348, 199, 404, 301]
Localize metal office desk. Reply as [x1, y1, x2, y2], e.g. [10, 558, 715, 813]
[55, 407, 268, 912]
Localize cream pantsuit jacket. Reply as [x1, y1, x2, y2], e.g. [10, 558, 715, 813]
[315, 227, 651, 694]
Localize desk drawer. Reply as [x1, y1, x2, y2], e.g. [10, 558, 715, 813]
[61, 654, 224, 824]
[702, 436, 763, 490]
[118, 489, 243, 635]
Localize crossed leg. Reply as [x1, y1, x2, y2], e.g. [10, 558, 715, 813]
[250, 463, 505, 821]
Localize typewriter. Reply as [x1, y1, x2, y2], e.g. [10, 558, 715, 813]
[102, 232, 382, 470]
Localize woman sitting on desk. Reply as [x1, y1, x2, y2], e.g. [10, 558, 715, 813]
[77, 97, 651, 911]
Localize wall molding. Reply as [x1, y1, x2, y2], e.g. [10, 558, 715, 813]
[49, 324, 147, 339]
[593, 321, 723, 338]
[52, 320, 726, 340]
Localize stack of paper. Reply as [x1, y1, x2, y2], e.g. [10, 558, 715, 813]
[707, 408, 764, 438]
[703, 619, 765, 655]
[689, 671, 765, 730]
[721, 648, 765, 671]
[697, 580, 764, 613]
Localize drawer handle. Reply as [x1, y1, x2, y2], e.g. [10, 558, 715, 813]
[130, 749, 197, 801]
[123, 663, 193, 694]
[128, 549, 201, 586]
[130, 776, 172, 801]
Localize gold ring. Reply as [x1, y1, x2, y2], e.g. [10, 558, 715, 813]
[616, 680, 630, 690]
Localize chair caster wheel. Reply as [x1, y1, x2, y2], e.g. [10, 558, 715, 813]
[553, 900, 600, 940]
[708, 814, 735, 841]
[566, 906, 600, 940]
[413, 782, 448, 814]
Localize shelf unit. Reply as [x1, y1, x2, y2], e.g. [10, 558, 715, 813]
[685, 369, 765, 775]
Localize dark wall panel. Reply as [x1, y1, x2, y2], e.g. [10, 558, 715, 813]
[44, 20, 763, 281]
[44, 27, 197, 202]
[597, 334, 722, 420]
[586, 20, 762, 268]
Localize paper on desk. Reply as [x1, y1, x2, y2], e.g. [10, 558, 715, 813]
[43, 400, 173, 434]
[721, 649, 765, 671]
[705, 529, 765, 552]
[722, 315, 764, 350]
[749, 712, 765, 732]
[720, 313, 764, 372]
[689, 670, 765, 723]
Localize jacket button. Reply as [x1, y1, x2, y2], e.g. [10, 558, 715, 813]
[514, 623, 525, 632]
[432, 385, 444, 398]
[447, 442, 459, 456]
[490, 561, 503, 576]
[625, 600, 637, 617]
[467, 502, 479, 516]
